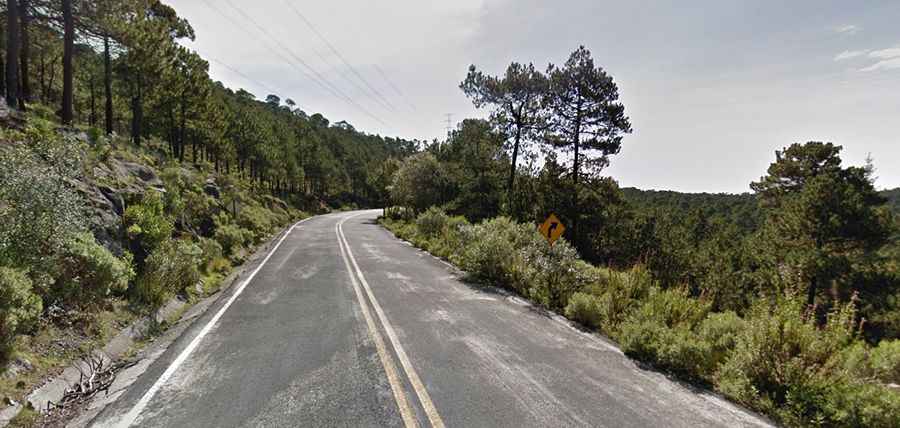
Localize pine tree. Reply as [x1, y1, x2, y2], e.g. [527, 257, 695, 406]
[545, 46, 632, 246]
[751, 142, 893, 307]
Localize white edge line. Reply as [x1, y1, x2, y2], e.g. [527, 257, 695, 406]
[338, 213, 446, 428]
[112, 217, 312, 428]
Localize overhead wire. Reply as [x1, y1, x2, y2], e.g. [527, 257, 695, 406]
[373, 64, 417, 112]
[289, 33, 395, 114]
[199, 0, 321, 95]
[280, 0, 398, 113]
[219, 0, 389, 127]
[201, 0, 389, 127]
[207, 56, 281, 95]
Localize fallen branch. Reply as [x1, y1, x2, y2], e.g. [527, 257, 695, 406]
[42, 352, 138, 421]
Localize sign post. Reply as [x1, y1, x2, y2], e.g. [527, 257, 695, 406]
[538, 213, 565, 247]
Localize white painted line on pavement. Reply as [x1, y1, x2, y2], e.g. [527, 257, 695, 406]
[338, 213, 446, 428]
[335, 215, 419, 428]
[111, 217, 312, 428]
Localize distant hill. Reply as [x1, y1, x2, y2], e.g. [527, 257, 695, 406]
[881, 188, 900, 213]
[621, 188, 762, 232]
[620, 187, 899, 234]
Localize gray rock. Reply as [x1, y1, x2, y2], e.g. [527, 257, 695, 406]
[75, 156, 170, 256]
[74, 179, 126, 256]
[2, 357, 33, 380]
[0, 98, 9, 120]
[109, 158, 164, 191]
[203, 178, 221, 199]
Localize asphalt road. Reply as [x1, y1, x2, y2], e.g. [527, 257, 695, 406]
[89, 210, 771, 428]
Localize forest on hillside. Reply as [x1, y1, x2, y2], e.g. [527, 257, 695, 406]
[0, 1, 417, 418]
[0, 0, 898, 426]
[0, 0, 417, 209]
[883, 187, 900, 213]
[383, 45, 900, 426]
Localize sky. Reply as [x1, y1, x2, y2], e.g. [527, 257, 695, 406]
[169, 0, 900, 193]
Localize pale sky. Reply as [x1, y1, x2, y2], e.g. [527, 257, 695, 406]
[170, 0, 900, 193]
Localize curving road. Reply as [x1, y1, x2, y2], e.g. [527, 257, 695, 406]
[88, 210, 771, 428]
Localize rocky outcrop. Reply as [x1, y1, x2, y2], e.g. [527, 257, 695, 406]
[203, 178, 220, 199]
[78, 157, 167, 256]
[0, 98, 24, 129]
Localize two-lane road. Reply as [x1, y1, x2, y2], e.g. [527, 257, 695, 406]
[90, 210, 770, 428]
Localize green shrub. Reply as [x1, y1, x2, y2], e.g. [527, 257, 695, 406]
[133, 239, 201, 309]
[52, 232, 134, 306]
[839, 341, 872, 379]
[237, 205, 278, 242]
[383, 206, 414, 221]
[24, 103, 58, 123]
[426, 215, 470, 260]
[820, 378, 900, 427]
[124, 191, 174, 259]
[195, 236, 231, 276]
[621, 319, 713, 377]
[565, 292, 604, 329]
[697, 311, 746, 370]
[214, 223, 253, 257]
[457, 217, 532, 289]
[160, 167, 218, 235]
[195, 237, 224, 273]
[616, 288, 713, 377]
[843, 340, 900, 385]
[618, 287, 710, 332]
[416, 207, 449, 238]
[520, 236, 592, 311]
[715, 297, 865, 424]
[0, 267, 42, 354]
[0, 128, 87, 268]
[591, 265, 658, 332]
[870, 340, 900, 384]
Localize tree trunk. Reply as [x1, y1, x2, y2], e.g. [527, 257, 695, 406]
[47, 56, 56, 99]
[507, 127, 521, 211]
[571, 114, 581, 243]
[0, 49, 5, 96]
[807, 276, 817, 307]
[61, 0, 74, 124]
[131, 79, 142, 145]
[178, 92, 186, 162]
[19, 0, 30, 104]
[88, 75, 96, 126]
[38, 49, 44, 101]
[104, 35, 113, 135]
[6, 0, 20, 109]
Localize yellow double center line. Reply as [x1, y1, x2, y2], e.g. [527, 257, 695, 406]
[336, 212, 445, 428]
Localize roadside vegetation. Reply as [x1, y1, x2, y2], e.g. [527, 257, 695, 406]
[0, 0, 415, 416]
[381, 46, 900, 426]
[0, 0, 897, 426]
[0, 114, 305, 407]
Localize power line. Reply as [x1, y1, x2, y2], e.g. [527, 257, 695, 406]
[199, 0, 322, 96]
[219, 0, 388, 127]
[207, 56, 280, 95]
[290, 32, 395, 114]
[280, 0, 398, 113]
[204, 0, 389, 127]
[374, 64, 416, 111]
[218, 0, 378, 120]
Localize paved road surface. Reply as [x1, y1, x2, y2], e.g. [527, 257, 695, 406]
[89, 210, 771, 428]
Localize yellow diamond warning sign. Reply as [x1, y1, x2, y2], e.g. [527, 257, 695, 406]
[538, 213, 565, 246]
